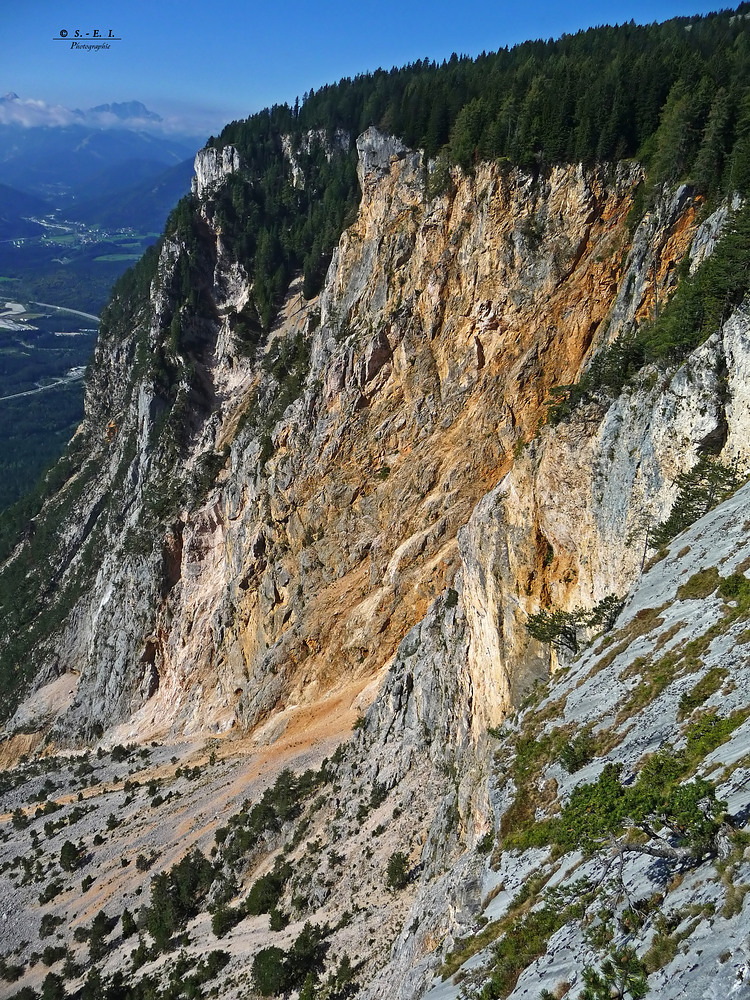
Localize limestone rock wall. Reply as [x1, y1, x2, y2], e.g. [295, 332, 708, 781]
[7, 130, 727, 759]
[458, 304, 750, 732]
[192, 144, 241, 198]
[4, 127, 750, 1000]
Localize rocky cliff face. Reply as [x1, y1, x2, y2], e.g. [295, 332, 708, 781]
[192, 144, 242, 198]
[2, 126, 749, 1000]
[8, 128, 701, 745]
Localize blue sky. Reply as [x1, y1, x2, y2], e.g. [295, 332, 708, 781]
[2, 0, 729, 140]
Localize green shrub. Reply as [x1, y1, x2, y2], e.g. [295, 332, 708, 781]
[677, 668, 728, 719]
[386, 851, 410, 890]
[269, 907, 289, 931]
[480, 906, 564, 998]
[40, 971, 66, 1000]
[684, 710, 749, 764]
[654, 459, 742, 548]
[38, 880, 64, 905]
[718, 572, 750, 605]
[211, 905, 243, 938]
[369, 781, 388, 809]
[41, 945, 67, 967]
[59, 840, 81, 872]
[477, 831, 495, 854]
[245, 862, 292, 915]
[218, 766, 327, 867]
[87, 910, 117, 962]
[145, 848, 215, 952]
[581, 946, 649, 999]
[121, 908, 137, 939]
[11, 808, 28, 830]
[559, 730, 594, 773]
[510, 754, 726, 860]
[0, 957, 24, 982]
[39, 913, 64, 939]
[252, 946, 287, 996]
[525, 595, 624, 654]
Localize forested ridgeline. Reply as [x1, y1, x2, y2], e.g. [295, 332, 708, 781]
[95, 6, 750, 348]
[195, 4, 750, 330]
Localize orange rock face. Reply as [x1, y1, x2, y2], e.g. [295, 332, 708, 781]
[122, 145, 703, 742]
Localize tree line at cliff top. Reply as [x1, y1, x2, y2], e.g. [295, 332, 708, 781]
[183, 4, 750, 332]
[52, 3, 750, 419]
[235, 6, 749, 177]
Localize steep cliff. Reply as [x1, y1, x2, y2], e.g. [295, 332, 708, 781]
[2, 129, 707, 747]
[1, 105, 749, 1000]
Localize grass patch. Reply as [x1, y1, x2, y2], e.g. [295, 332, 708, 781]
[618, 651, 680, 718]
[722, 883, 750, 919]
[676, 567, 720, 601]
[609, 605, 668, 646]
[683, 708, 750, 763]
[643, 927, 679, 973]
[441, 917, 509, 980]
[616, 598, 745, 722]
[586, 639, 630, 678]
[678, 667, 728, 720]
[480, 905, 566, 998]
[652, 620, 687, 652]
[499, 729, 568, 841]
[459, 880, 592, 998]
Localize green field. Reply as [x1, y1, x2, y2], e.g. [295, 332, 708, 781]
[43, 234, 79, 245]
[94, 253, 143, 262]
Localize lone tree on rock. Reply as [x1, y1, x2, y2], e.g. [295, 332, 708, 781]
[525, 594, 625, 654]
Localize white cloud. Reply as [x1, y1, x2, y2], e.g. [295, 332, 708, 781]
[0, 93, 80, 128]
[0, 93, 217, 136]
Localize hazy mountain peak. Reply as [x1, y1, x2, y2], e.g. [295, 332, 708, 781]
[88, 100, 162, 123]
[0, 94, 205, 136]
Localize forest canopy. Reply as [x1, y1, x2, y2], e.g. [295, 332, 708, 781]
[199, 4, 750, 329]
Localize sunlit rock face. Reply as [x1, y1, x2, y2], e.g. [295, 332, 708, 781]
[14, 127, 733, 749]
[3, 123, 750, 1000]
[191, 143, 241, 198]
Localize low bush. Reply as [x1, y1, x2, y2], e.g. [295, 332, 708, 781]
[39, 913, 64, 939]
[386, 851, 410, 890]
[678, 667, 728, 719]
[38, 880, 64, 905]
[509, 755, 726, 860]
[559, 730, 594, 773]
[245, 861, 292, 915]
[211, 905, 243, 938]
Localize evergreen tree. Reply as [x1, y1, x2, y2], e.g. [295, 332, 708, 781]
[40, 972, 66, 1000]
[121, 908, 137, 939]
[652, 457, 742, 546]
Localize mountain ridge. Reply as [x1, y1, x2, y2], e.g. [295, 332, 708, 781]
[1, 7, 750, 998]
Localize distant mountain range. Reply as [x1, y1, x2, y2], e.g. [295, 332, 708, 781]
[0, 93, 177, 131]
[0, 94, 203, 206]
[86, 100, 163, 122]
